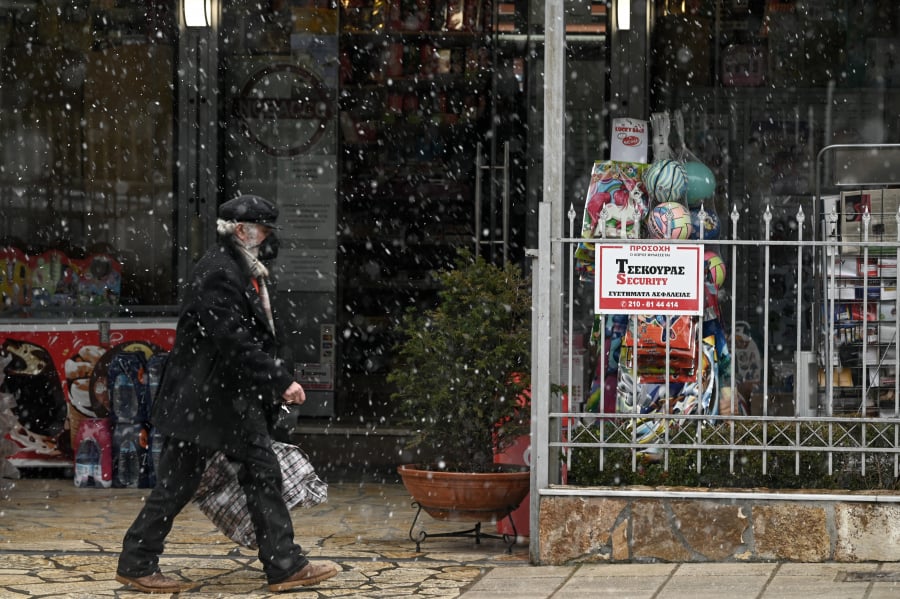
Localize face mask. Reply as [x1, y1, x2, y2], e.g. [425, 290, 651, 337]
[239, 224, 278, 260]
[258, 233, 279, 261]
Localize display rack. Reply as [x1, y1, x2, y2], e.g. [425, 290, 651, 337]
[816, 144, 900, 415]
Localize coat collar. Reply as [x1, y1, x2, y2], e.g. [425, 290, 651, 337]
[219, 241, 275, 334]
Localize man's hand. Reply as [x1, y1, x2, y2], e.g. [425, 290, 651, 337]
[282, 381, 307, 405]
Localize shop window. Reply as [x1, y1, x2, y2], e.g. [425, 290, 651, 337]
[0, 0, 178, 315]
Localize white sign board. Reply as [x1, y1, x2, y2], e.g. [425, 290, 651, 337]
[595, 243, 704, 315]
[610, 118, 649, 163]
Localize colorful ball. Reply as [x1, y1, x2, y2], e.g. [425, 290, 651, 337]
[705, 250, 726, 289]
[689, 207, 721, 240]
[647, 202, 692, 239]
[683, 161, 716, 206]
[643, 159, 687, 204]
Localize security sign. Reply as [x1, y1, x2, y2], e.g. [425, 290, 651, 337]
[595, 243, 704, 315]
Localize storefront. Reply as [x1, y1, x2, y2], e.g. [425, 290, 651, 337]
[1, 0, 898, 471]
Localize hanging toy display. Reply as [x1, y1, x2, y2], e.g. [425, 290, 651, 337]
[579, 107, 745, 444]
[643, 159, 688, 204]
[644, 112, 688, 205]
[683, 161, 716, 206]
[649, 111, 674, 162]
[647, 201, 693, 239]
[704, 250, 727, 290]
[582, 162, 648, 238]
[574, 160, 649, 282]
[673, 109, 716, 207]
[689, 206, 721, 240]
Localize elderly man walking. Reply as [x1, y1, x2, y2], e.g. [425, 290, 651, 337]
[115, 194, 337, 593]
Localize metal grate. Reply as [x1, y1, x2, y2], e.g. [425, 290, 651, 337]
[542, 195, 900, 483]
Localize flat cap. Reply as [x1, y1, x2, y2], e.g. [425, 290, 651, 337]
[219, 194, 279, 228]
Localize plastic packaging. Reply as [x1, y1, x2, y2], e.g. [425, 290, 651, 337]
[113, 422, 151, 488]
[148, 427, 165, 487]
[73, 418, 113, 488]
[108, 351, 149, 423]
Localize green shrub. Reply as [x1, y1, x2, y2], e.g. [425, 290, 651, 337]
[388, 250, 532, 473]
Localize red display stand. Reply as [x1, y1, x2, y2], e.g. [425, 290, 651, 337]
[1, 321, 175, 468]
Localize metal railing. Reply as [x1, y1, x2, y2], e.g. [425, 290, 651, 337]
[531, 194, 900, 496]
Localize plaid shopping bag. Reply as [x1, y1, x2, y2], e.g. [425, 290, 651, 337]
[193, 441, 327, 548]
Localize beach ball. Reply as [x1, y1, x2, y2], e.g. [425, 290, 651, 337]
[689, 207, 721, 240]
[705, 250, 726, 289]
[647, 201, 692, 239]
[643, 159, 687, 204]
[683, 161, 716, 206]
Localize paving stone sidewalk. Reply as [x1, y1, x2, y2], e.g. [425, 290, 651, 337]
[5, 477, 900, 598]
[0, 476, 525, 597]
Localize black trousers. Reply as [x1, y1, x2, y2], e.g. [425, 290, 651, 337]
[116, 434, 307, 584]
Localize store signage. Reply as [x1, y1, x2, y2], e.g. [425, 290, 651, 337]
[610, 117, 648, 163]
[295, 362, 333, 391]
[235, 63, 334, 157]
[595, 243, 703, 315]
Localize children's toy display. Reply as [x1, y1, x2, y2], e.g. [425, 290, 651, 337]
[579, 111, 744, 449]
[584, 314, 628, 415]
[574, 160, 649, 281]
[689, 206, 722, 240]
[610, 117, 649, 163]
[683, 161, 716, 206]
[608, 305, 739, 448]
[76, 254, 122, 306]
[673, 110, 717, 207]
[583, 161, 649, 238]
[649, 110, 674, 162]
[29, 250, 77, 308]
[0, 245, 122, 314]
[647, 201, 693, 240]
[705, 250, 727, 290]
[644, 111, 687, 205]
[0, 247, 28, 311]
[643, 159, 688, 205]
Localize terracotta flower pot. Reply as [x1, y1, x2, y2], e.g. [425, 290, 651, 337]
[397, 464, 530, 521]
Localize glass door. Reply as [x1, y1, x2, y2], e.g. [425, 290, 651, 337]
[218, 0, 341, 416]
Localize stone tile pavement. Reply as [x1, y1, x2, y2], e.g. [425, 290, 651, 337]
[463, 562, 900, 599]
[0, 476, 525, 597]
[3, 476, 900, 598]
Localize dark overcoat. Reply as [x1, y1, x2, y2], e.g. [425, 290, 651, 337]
[151, 238, 293, 453]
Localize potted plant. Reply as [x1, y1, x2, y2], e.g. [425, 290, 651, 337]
[388, 249, 532, 523]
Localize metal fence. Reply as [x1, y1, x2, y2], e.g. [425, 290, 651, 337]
[530, 191, 900, 497]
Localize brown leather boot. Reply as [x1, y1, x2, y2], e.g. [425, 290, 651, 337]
[115, 571, 198, 594]
[268, 561, 339, 592]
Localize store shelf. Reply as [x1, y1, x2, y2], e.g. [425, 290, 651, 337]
[819, 189, 900, 412]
